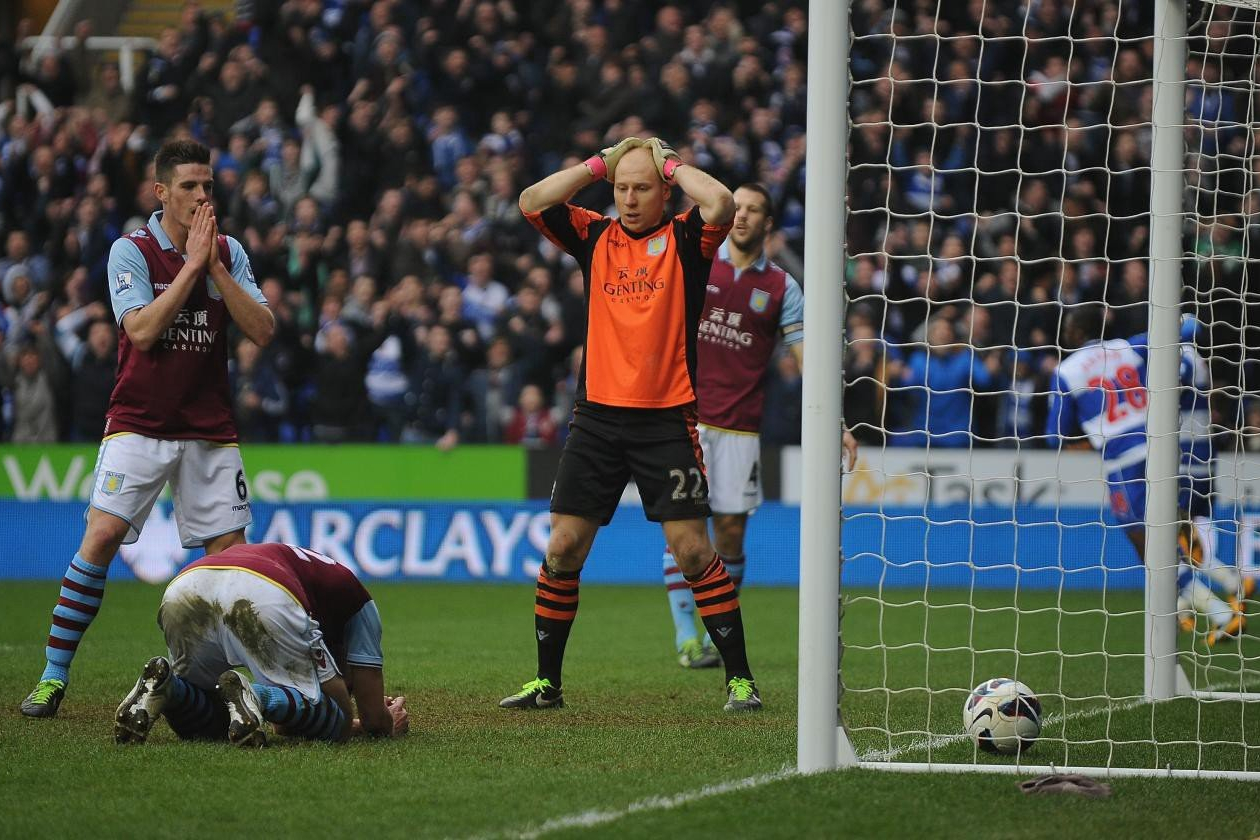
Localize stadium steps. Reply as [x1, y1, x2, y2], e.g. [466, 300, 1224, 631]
[116, 0, 235, 40]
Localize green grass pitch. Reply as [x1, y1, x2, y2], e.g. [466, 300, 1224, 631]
[2, 581, 1258, 838]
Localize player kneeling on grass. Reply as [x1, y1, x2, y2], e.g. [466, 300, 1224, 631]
[114, 542, 407, 745]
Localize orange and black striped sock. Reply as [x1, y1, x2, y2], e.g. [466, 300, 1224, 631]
[534, 563, 580, 688]
[685, 554, 752, 681]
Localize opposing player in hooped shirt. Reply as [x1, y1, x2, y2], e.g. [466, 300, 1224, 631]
[661, 184, 858, 668]
[20, 140, 275, 718]
[114, 542, 408, 745]
[1047, 306, 1246, 645]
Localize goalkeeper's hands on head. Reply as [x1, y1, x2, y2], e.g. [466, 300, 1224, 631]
[587, 136, 646, 182]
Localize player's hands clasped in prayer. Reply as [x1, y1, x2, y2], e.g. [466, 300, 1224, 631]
[185, 203, 216, 270]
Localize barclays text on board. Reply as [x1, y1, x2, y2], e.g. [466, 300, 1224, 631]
[9, 499, 1260, 589]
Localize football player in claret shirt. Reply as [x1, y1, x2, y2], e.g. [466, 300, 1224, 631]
[499, 136, 763, 713]
[114, 542, 408, 745]
[21, 140, 275, 718]
[660, 183, 859, 668]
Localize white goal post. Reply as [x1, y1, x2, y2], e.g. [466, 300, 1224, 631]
[800, 0, 1260, 779]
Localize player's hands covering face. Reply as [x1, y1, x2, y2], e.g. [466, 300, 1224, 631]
[186, 203, 216, 270]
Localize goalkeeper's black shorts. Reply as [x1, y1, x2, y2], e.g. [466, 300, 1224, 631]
[549, 400, 712, 525]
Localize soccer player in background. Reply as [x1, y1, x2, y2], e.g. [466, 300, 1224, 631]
[1047, 305, 1245, 644]
[660, 183, 859, 668]
[499, 136, 764, 712]
[20, 140, 276, 717]
[1169, 315, 1255, 613]
[114, 541, 408, 745]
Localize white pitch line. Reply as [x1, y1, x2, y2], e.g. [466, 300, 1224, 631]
[471, 674, 1260, 839]
[861, 673, 1260, 763]
[465, 767, 796, 840]
[858, 695, 1151, 763]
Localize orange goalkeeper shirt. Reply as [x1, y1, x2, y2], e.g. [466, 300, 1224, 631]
[525, 204, 730, 408]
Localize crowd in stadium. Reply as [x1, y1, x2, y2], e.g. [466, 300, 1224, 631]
[0, 0, 1249, 449]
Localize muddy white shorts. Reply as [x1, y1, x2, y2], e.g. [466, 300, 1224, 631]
[89, 433, 252, 548]
[159, 567, 337, 701]
[698, 424, 763, 515]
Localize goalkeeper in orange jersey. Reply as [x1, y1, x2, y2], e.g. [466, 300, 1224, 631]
[498, 135, 766, 712]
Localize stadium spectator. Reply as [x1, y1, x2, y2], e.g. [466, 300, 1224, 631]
[311, 318, 380, 443]
[502, 383, 559, 447]
[2, 263, 44, 351]
[893, 315, 998, 448]
[460, 251, 509, 340]
[232, 337, 289, 442]
[67, 318, 116, 441]
[404, 321, 463, 449]
[465, 333, 525, 443]
[293, 86, 340, 210]
[841, 316, 896, 447]
[762, 348, 804, 446]
[5, 334, 63, 442]
[82, 62, 133, 124]
[428, 104, 474, 190]
[0, 230, 53, 291]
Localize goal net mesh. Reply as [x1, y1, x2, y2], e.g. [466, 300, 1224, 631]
[839, 0, 1260, 773]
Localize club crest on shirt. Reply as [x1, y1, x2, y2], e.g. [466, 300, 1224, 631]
[101, 471, 126, 495]
[646, 234, 667, 256]
[750, 288, 770, 313]
[115, 271, 133, 294]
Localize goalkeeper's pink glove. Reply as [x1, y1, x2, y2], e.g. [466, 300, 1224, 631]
[647, 137, 683, 182]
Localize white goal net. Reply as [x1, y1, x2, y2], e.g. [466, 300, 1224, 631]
[831, 0, 1260, 778]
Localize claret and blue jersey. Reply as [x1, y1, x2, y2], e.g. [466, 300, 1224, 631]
[104, 210, 267, 442]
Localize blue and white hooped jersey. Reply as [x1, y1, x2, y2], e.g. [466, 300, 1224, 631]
[1046, 338, 1150, 474]
[1048, 335, 1208, 480]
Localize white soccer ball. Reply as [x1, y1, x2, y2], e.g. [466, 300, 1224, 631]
[962, 677, 1042, 755]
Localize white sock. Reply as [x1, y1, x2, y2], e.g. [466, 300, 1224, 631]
[1192, 516, 1244, 598]
[1181, 577, 1235, 629]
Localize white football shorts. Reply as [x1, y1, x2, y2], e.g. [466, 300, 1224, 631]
[699, 424, 763, 515]
[88, 433, 252, 548]
[159, 567, 338, 701]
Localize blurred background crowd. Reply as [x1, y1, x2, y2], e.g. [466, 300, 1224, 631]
[0, 0, 1256, 450]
